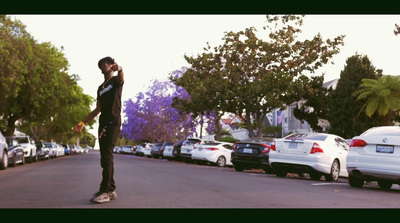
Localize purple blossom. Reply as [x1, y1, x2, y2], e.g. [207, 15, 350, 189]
[121, 67, 198, 142]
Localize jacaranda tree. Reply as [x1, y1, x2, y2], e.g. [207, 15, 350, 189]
[121, 68, 199, 143]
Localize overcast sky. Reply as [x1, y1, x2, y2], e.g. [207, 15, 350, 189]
[11, 15, 400, 101]
[10, 14, 400, 145]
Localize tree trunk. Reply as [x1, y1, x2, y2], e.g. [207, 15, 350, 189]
[214, 115, 222, 141]
[4, 115, 18, 136]
[199, 115, 204, 138]
[245, 110, 255, 138]
[255, 113, 265, 137]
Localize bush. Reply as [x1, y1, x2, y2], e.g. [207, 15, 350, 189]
[219, 136, 239, 143]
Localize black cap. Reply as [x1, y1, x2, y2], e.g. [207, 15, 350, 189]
[98, 56, 114, 69]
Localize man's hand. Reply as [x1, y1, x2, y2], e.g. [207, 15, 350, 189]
[73, 122, 85, 133]
[111, 63, 122, 72]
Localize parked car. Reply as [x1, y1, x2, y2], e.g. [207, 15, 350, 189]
[143, 143, 153, 157]
[0, 132, 8, 170]
[347, 126, 400, 189]
[75, 146, 84, 154]
[180, 138, 202, 162]
[11, 135, 37, 163]
[231, 137, 274, 173]
[172, 139, 186, 161]
[62, 144, 73, 155]
[270, 132, 349, 181]
[151, 142, 169, 159]
[83, 146, 91, 153]
[68, 144, 77, 155]
[113, 146, 121, 153]
[135, 143, 147, 157]
[119, 145, 134, 154]
[44, 142, 58, 158]
[192, 141, 234, 167]
[36, 142, 50, 160]
[6, 137, 25, 167]
[56, 144, 65, 157]
[0, 132, 7, 170]
[163, 143, 175, 160]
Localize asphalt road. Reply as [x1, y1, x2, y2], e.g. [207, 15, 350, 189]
[1, 150, 400, 209]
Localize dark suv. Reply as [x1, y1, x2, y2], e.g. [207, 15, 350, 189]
[172, 139, 185, 161]
[231, 137, 274, 174]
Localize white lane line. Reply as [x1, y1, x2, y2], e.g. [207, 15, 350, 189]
[311, 183, 348, 186]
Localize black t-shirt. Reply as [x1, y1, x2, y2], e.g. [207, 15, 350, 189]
[97, 76, 123, 125]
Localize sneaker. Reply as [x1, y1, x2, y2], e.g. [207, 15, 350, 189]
[90, 191, 110, 204]
[108, 191, 117, 200]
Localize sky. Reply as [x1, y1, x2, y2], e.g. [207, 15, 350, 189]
[9, 14, 400, 146]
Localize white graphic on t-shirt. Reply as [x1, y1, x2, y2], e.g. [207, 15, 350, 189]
[99, 84, 113, 96]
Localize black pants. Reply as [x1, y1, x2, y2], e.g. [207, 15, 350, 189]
[98, 121, 120, 193]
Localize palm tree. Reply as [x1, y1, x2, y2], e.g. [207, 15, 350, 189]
[353, 75, 400, 125]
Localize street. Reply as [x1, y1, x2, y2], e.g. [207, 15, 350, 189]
[1, 150, 400, 209]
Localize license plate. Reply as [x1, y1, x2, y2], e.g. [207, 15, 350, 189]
[168, 149, 172, 151]
[288, 142, 298, 149]
[186, 149, 191, 153]
[198, 148, 202, 151]
[243, 148, 252, 153]
[376, 145, 394, 153]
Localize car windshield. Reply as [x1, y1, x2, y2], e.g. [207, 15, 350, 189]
[203, 142, 221, 146]
[361, 127, 400, 136]
[15, 137, 29, 144]
[6, 138, 17, 146]
[238, 137, 274, 145]
[285, 133, 328, 141]
[184, 139, 200, 145]
[44, 143, 54, 148]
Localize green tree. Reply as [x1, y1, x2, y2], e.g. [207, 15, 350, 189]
[0, 15, 94, 142]
[353, 75, 400, 125]
[172, 49, 229, 140]
[328, 54, 382, 138]
[292, 75, 331, 132]
[174, 15, 345, 138]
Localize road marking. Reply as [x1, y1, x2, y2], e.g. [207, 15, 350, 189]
[311, 182, 348, 186]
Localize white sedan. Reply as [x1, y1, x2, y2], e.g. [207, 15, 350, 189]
[270, 132, 349, 181]
[162, 144, 175, 160]
[347, 126, 400, 189]
[192, 141, 234, 167]
[179, 138, 202, 161]
[143, 143, 153, 157]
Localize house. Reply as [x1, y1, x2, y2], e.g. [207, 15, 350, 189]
[201, 78, 339, 140]
[272, 79, 338, 137]
[220, 113, 243, 131]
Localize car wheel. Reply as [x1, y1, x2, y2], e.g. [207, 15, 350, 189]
[33, 151, 38, 162]
[262, 165, 273, 174]
[233, 164, 244, 172]
[10, 154, 16, 167]
[275, 169, 287, 177]
[0, 151, 8, 170]
[27, 150, 33, 163]
[348, 175, 364, 188]
[216, 156, 226, 167]
[21, 155, 25, 165]
[378, 181, 393, 190]
[325, 159, 340, 182]
[310, 173, 322, 180]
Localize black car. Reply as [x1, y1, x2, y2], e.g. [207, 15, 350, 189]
[6, 138, 25, 167]
[231, 137, 274, 174]
[172, 139, 185, 161]
[151, 142, 173, 159]
[35, 142, 50, 160]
